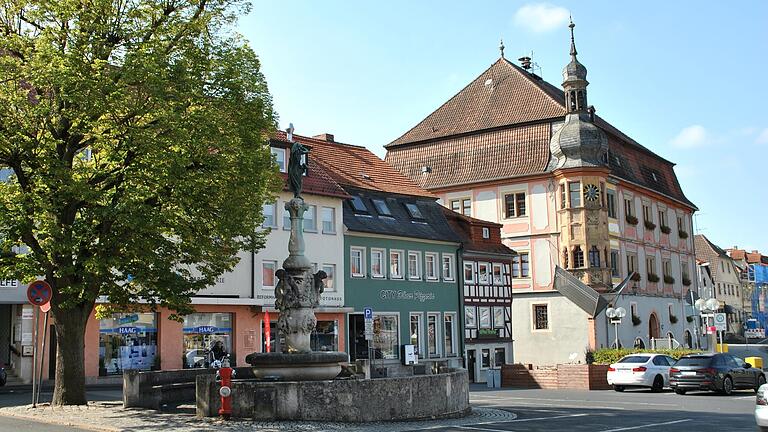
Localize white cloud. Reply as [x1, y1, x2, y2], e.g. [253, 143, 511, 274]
[756, 128, 768, 145]
[670, 125, 709, 149]
[513, 3, 570, 34]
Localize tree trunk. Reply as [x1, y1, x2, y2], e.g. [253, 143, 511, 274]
[51, 304, 91, 406]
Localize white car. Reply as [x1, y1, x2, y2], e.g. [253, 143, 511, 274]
[607, 353, 677, 392]
[756, 383, 768, 431]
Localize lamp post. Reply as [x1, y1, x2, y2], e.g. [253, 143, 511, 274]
[606, 307, 627, 349]
[695, 297, 720, 352]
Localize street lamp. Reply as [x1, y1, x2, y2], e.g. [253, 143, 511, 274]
[606, 307, 627, 349]
[695, 297, 720, 352]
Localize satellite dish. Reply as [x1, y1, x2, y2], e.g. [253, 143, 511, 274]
[606, 307, 617, 318]
[615, 307, 627, 318]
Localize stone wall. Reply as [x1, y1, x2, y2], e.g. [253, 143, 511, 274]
[197, 370, 470, 422]
[501, 364, 610, 390]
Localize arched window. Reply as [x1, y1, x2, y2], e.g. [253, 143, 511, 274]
[563, 248, 569, 269]
[573, 246, 584, 268]
[634, 337, 645, 349]
[577, 90, 585, 110]
[569, 91, 577, 111]
[684, 330, 693, 349]
[588, 246, 601, 268]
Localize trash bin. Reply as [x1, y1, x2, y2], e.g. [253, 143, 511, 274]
[486, 368, 495, 388]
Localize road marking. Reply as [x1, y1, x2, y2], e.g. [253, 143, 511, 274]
[498, 396, 668, 407]
[480, 400, 625, 410]
[598, 419, 692, 431]
[735, 395, 756, 400]
[508, 413, 590, 422]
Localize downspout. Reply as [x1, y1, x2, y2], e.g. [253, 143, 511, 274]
[456, 244, 465, 361]
[250, 249, 255, 301]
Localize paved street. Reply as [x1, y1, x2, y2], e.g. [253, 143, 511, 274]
[0, 385, 758, 431]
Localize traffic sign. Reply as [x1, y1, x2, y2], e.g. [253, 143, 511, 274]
[27, 280, 52, 306]
[364, 307, 373, 320]
[714, 313, 727, 331]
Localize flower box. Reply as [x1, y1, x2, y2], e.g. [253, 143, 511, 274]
[647, 273, 660, 283]
[626, 215, 639, 225]
[644, 220, 656, 230]
[660, 225, 671, 234]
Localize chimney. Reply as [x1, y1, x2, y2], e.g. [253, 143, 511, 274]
[313, 133, 334, 142]
[753, 250, 759, 254]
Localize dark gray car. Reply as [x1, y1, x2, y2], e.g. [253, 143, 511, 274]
[669, 353, 765, 395]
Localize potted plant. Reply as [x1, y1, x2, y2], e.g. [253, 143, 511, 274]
[632, 314, 642, 326]
[682, 277, 692, 286]
[663, 275, 675, 284]
[647, 273, 660, 283]
[669, 315, 678, 324]
[678, 230, 688, 239]
[660, 225, 671, 234]
[626, 215, 639, 225]
[630, 272, 641, 282]
[644, 220, 656, 230]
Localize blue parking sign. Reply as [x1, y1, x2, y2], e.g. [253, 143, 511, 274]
[364, 307, 373, 320]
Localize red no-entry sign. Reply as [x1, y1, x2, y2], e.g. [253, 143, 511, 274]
[27, 280, 52, 306]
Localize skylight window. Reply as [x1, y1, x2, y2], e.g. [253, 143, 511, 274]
[350, 196, 368, 213]
[404, 203, 424, 220]
[372, 199, 391, 216]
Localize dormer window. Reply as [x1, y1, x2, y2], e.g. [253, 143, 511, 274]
[271, 147, 286, 172]
[350, 196, 368, 214]
[372, 199, 391, 216]
[404, 203, 424, 220]
[482, 227, 490, 239]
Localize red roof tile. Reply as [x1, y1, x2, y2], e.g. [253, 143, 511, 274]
[442, 207, 515, 256]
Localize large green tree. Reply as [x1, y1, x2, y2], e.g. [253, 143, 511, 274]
[0, 0, 281, 405]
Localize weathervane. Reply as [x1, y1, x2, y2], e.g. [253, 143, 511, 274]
[499, 38, 505, 59]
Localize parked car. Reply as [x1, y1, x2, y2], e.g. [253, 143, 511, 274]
[607, 353, 677, 392]
[669, 353, 765, 395]
[756, 383, 768, 431]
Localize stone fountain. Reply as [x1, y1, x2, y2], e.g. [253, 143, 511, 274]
[245, 124, 347, 380]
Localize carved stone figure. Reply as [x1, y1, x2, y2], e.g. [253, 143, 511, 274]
[288, 141, 309, 198]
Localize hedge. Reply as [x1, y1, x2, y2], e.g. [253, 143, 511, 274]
[589, 348, 704, 365]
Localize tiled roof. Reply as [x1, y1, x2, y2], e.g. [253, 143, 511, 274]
[386, 123, 550, 189]
[274, 131, 434, 198]
[695, 234, 730, 259]
[442, 208, 515, 256]
[385, 58, 696, 209]
[389, 58, 564, 146]
[269, 138, 350, 199]
[729, 249, 746, 260]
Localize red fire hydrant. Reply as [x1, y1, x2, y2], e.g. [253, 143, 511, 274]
[217, 356, 235, 420]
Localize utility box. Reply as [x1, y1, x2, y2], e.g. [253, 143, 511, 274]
[401, 345, 417, 365]
[747, 356, 764, 369]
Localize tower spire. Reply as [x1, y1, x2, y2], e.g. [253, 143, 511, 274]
[569, 16, 577, 58]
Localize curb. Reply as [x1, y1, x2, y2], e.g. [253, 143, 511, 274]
[0, 408, 120, 432]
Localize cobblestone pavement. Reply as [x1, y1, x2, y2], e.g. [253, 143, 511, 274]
[0, 401, 516, 432]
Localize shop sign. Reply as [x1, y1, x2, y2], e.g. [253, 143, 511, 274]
[196, 326, 218, 334]
[0, 279, 18, 288]
[118, 314, 140, 325]
[379, 290, 436, 302]
[117, 326, 139, 334]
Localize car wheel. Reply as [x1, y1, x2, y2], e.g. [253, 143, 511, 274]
[651, 375, 664, 392]
[613, 385, 625, 392]
[756, 374, 766, 393]
[720, 376, 733, 396]
[674, 389, 687, 395]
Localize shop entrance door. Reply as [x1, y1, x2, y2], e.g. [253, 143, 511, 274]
[348, 314, 368, 361]
[467, 349, 476, 382]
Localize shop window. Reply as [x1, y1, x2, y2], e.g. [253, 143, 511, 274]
[371, 248, 385, 278]
[533, 304, 548, 330]
[444, 314, 456, 357]
[425, 253, 439, 280]
[481, 349, 491, 368]
[464, 306, 477, 328]
[390, 250, 403, 279]
[182, 313, 233, 368]
[98, 313, 158, 376]
[427, 313, 440, 357]
[494, 348, 506, 367]
[311, 321, 338, 352]
[373, 315, 399, 360]
[410, 313, 423, 356]
[442, 254, 455, 281]
[262, 261, 277, 288]
[479, 307, 492, 329]
[262, 202, 276, 228]
[321, 206, 336, 233]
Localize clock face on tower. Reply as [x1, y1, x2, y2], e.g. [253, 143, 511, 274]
[584, 184, 600, 202]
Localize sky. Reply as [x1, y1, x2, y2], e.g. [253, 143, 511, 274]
[238, 1, 768, 254]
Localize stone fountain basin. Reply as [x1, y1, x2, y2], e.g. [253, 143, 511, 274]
[245, 351, 348, 381]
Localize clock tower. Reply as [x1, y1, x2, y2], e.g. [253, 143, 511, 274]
[549, 19, 611, 290]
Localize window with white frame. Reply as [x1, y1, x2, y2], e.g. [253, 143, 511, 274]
[427, 313, 440, 357]
[512, 253, 530, 278]
[304, 205, 317, 232]
[350, 247, 365, 278]
[425, 253, 438, 280]
[390, 250, 403, 279]
[450, 198, 471, 216]
[444, 313, 456, 356]
[504, 192, 526, 218]
[262, 202, 277, 228]
[478, 306, 491, 328]
[442, 254, 455, 281]
[322, 264, 335, 290]
[408, 251, 422, 280]
[271, 147, 286, 172]
[482, 227, 490, 238]
[321, 207, 336, 234]
[373, 315, 399, 360]
[478, 262, 490, 285]
[409, 313, 423, 356]
[370, 248, 385, 278]
[262, 261, 277, 288]
[464, 306, 477, 328]
[493, 307, 505, 328]
[606, 189, 617, 218]
[492, 263, 503, 285]
[463, 262, 475, 284]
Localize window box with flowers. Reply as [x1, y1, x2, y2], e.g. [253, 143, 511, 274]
[632, 314, 642, 326]
[644, 220, 656, 230]
[626, 215, 639, 225]
[682, 277, 692, 286]
[678, 230, 688, 239]
[630, 272, 641, 282]
[669, 315, 678, 324]
[647, 273, 660, 283]
[660, 225, 671, 234]
[663, 275, 675, 285]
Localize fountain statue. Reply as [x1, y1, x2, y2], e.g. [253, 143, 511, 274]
[246, 124, 348, 379]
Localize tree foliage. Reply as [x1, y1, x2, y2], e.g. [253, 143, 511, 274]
[0, 0, 280, 404]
